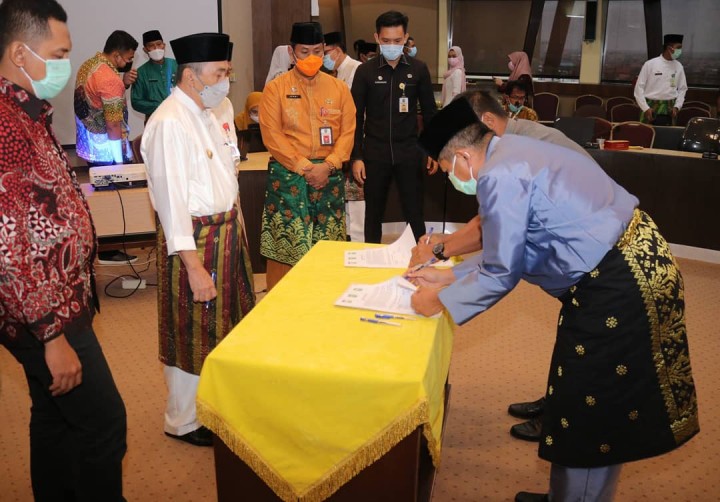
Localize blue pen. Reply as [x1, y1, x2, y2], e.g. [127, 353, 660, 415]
[425, 227, 434, 245]
[360, 316, 401, 327]
[375, 313, 415, 321]
[205, 270, 217, 309]
[404, 257, 438, 278]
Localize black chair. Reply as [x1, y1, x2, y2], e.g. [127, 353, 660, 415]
[680, 117, 720, 154]
[652, 126, 685, 150]
[554, 117, 596, 147]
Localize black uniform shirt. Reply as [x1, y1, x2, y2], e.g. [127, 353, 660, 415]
[351, 54, 437, 164]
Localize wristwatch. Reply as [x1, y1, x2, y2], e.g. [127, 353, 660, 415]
[432, 242, 448, 261]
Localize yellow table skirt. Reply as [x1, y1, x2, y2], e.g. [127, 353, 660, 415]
[197, 240, 454, 501]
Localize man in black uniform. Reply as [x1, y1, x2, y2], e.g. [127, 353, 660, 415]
[350, 10, 437, 243]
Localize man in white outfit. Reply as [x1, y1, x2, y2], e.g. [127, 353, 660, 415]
[142, 32, 255, 447]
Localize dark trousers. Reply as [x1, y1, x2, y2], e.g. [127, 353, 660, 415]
[5, 325, 127, 502]
[363, 158, 425, 243]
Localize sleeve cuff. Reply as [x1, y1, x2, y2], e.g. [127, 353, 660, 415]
[325, 154, 341, 169]
[293, 157, 312, 174]
[166, 236, 197, 256]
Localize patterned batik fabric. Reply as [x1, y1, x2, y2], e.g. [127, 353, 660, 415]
[260, 160, 346, 266]
[74, 53, 132, 162]
[0, 77, 97, 345]
[156, 207, 255, 375]
[344, 169, 364, 201]
[539, 209, 699, 468]
[640, 98, 676, 124]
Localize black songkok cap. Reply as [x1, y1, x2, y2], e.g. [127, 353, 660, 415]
[290, 22, 324, 45]
[418, 97, 481, 160]
[170, 33, 230, 64]
[227, 41, 234, 61]
[324, 31, 342, 46]
[664, 34, 684, 45]
[360, 42, 378, 54]
[143, 30, 163, 46]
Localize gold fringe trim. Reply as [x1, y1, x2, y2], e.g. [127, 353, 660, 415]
[198, 397, 442, 502]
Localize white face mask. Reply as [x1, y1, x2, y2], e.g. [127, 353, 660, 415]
[249, 111, 259, 123]
[148, 49, 164, 61]
[195, 74, 230, 109]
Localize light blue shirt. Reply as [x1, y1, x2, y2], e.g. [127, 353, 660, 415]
[439, 134, 638, 325]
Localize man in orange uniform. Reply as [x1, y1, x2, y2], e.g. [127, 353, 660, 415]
[259, 22, 356, 290]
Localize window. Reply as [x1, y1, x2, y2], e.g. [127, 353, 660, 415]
[602, 0, 647, 83]
[661, 0, 720, 87]
[531, 0, 586, 78]
[450, 0, 532, 75]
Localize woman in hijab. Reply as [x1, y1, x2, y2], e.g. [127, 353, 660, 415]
[495, 51, 533, 95]
[442, 46, 467, 107]
[234, 91, 264, 159]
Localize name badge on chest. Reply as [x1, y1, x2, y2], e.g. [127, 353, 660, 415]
[320, 126, 334, 146]
[399, 97, 409, 113]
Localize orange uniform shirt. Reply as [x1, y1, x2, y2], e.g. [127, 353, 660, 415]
[260, 69, 356, 173]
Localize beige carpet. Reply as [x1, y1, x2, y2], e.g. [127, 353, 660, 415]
[1, 250, 718, 501]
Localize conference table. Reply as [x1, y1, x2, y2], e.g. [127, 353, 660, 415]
[196, 240, 454, 501]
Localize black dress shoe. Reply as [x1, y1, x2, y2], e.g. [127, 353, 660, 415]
[510, 416, 542, 442]
[515, 491, 549, 502]
[508, 397, 545, 419]
[165, 426, 213, 447]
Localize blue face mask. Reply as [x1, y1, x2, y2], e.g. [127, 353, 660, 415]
[380, 44, 404, 61]
[407, 46, 417, 57]
[508, 102, 523, 114]
[20, 44, 72, 100]
[448, 153, 477, 195]
[671, 48, 682, 60]
[323, 53, 336, 71]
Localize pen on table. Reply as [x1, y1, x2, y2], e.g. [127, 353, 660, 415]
[425, 227, 434, 245]
[205, 270, 217, 309]
[360, 316, 401, 327]
[375, 313, 415, 321]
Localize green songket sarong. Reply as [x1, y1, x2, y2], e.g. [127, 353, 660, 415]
[640, 98, 676, 124]
[260, 160, 346, 266]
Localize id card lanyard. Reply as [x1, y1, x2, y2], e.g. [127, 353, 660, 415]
[399, 82, 409, 113]
[222, 122, 241, 163]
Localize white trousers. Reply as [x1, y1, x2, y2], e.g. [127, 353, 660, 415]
[163, 365, 201, 435]
[549, 464, 622, 502]
[345, 201, 366, 242]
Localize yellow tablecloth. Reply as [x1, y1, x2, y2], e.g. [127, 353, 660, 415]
[197, 240, 454, 502]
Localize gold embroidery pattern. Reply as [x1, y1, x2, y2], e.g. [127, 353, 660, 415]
[561, 418, 569, 429]
[629, 410, 639, 420]
[616, 364, 628, 376]
[558, 315, 563, 326]
[575, 345, 585, 356]
[618, 210, 699, 444]
[571, 298, 579, 307]
[590, 269, 600, 278]
[557, 366, 563, 377]
[585, 395, 596, 406]
[600, 444, 611, 453]
[545, 435, 553, 446]
[570, 286, 577, 293]
[548, 385, 554, 395]
[606, 316, 618, 328]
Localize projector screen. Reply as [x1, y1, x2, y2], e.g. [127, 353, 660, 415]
[50, 0, 220, 146]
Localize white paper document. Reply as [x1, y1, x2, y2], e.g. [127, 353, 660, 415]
[344, 225, 417, 268]
[334, 276, 419, 316]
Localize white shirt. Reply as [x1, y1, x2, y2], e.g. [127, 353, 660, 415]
[336, 55, 361, 89]
[441, 69, 464, 107]
[141, 87, 239, 255]
[265, 45, 291, 85]
[634, 55, 687, 111]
